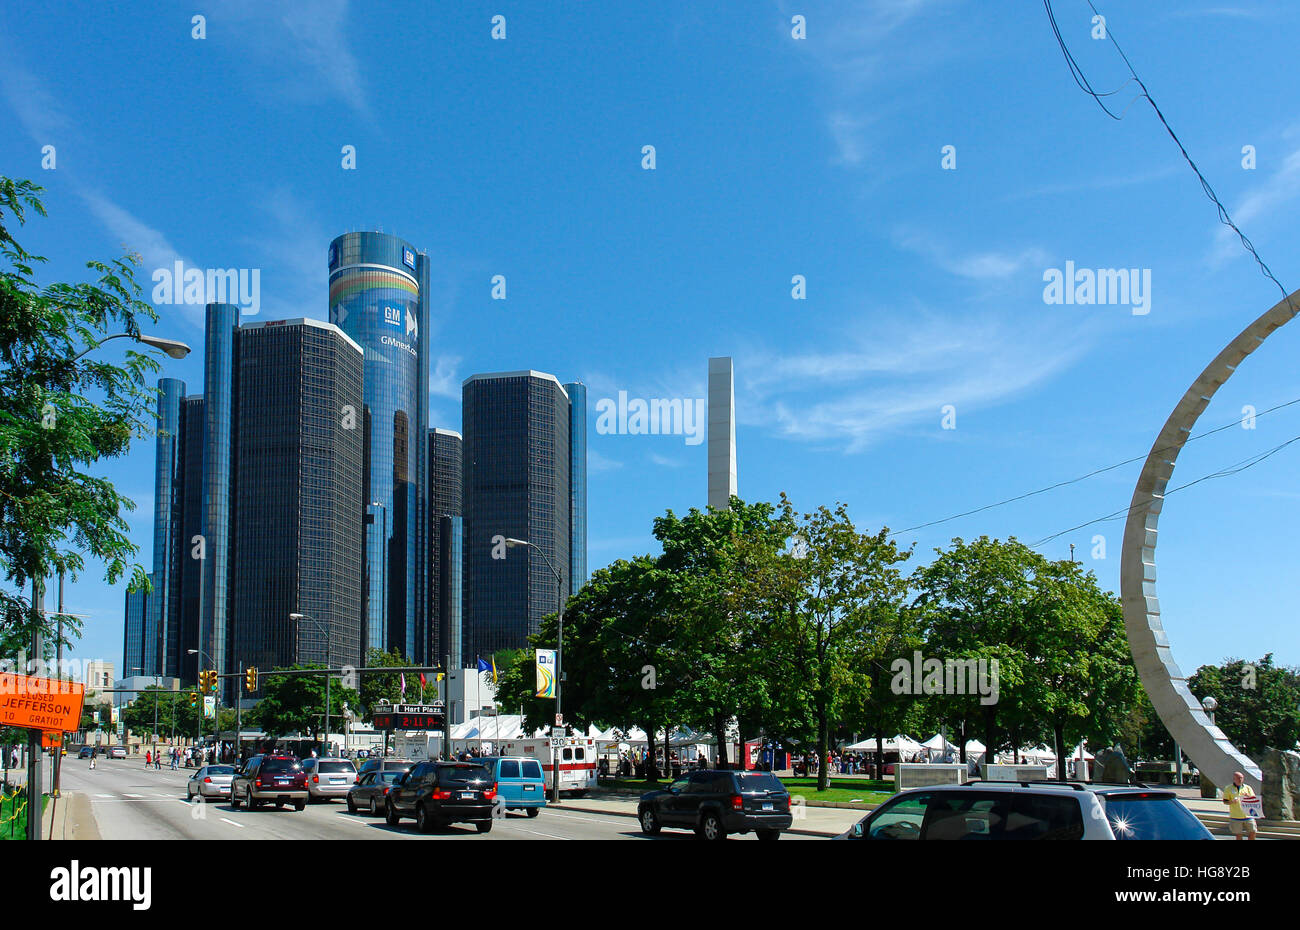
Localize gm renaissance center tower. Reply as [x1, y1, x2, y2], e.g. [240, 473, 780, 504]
[328, 233, 430, 662]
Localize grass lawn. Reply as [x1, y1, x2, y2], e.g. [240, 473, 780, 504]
[0, 790, 47, 840]
[600, 776, 894, 806]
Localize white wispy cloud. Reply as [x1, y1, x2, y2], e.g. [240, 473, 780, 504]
[588, 449, 623, 473]
[649, 453, 684, 469]
[429, 355, 462, 400]
[0, 53, 70, 143]
[739, 312, 1091, 452]
[209, 0, 368, 115]
[895, 228, 1048, 281]
[1211, 147, 1300, 264]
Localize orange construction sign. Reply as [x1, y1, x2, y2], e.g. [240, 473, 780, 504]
[41, 731, 64, 748]
[0, 673, 85, 732]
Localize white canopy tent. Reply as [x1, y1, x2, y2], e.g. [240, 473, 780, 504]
[921, 733, 959, 753]
[844, 734, 923, 755]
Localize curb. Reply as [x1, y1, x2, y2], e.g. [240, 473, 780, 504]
[558, 802, 843, 838]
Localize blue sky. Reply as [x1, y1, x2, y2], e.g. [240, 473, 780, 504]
[2, 1, 1298, 683]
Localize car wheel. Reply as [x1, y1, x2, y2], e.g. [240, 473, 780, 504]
[294, 801, 306, 812]
[230, 790, 241, 810]
[248, 790, 261, 811]
[370, 798, 379, 816]
[416, 803, 432, 834]
[385, 800, 400, 826]
[639, 807, 661, 835]
[476, 820, 492, 834]
[757, 829, 780, 841]
[699, 812, 725, 841]
[526, 807, 540, 818]
[347, 797, 357, 814]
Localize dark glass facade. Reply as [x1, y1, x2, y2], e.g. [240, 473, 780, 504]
[462, 372, 572, 661]
[200, 303, 238, 693]
[232, 319, 365, 681]
[146, 378, 184, 676]
[428, 428, 462, 666]
[123, 574, 151, 679]
[328, 233, 428, 663]
[564, 381, 588, 592]
[178, 396, 205, 685]
[438, 515, 463, 669]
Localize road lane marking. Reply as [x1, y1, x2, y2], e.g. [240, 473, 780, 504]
[518, 829, 570, 839]
[220, 818, 244, 828]
[124, 793, 144, 797]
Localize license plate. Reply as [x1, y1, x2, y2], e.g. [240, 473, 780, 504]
[524, 785, 534, 791]
[329, 778, 345, 784]
[276, 779, 289, 785]
[461, 792, 475, 800]
[762, 802, 774, 811]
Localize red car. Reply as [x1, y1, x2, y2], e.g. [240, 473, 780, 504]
[231, 755, 309, 811]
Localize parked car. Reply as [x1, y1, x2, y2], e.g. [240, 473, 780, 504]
[638, 770, 793, 841]
[187, 764, 236, 801]
[348, 770, 406, 815]
[230, 755, 308, 811]
[358, 757, 415, 780]
[301, 757, 358, 802]
[475, 756, 548, 817]
[77, 746, 94, 760]
[385, 761, 497, 833]
[107, 746, 127, 760]
[836, 782, 1214, 840]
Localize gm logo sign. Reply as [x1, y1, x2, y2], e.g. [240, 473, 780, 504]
[402, 247, 415, 270]
[383, 305, 402, 327]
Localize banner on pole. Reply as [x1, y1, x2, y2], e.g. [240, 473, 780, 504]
[535, 650, 556, 699]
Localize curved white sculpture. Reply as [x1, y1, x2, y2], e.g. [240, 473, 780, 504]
[1120, 287, 1298, 793]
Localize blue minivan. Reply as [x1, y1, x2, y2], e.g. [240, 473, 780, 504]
[478, 756, 548, 817]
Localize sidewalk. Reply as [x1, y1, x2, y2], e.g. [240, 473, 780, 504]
[567, 794, 862, 837]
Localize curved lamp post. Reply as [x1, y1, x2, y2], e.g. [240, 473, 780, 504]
[72, 332, 191, 363]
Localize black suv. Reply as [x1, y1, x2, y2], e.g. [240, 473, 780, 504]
[385, 761, 497, 833]
[230, 755, 308, 811]
[638, 770, 793, 840]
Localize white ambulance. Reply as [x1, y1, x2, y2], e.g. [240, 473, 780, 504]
[497, 736, 598, 796]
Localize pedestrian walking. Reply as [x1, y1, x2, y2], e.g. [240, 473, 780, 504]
[89, 746, 97, 770]
[1222, 772, 1259, 841]
[145, 750, 151, 768]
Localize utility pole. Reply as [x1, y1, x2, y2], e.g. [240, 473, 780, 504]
[27, 575, 44, 840]
[52, 570, 65, 798]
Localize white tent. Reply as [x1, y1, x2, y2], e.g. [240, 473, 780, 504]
[964, 739, 986, 757]
[921, 733, 959, 753]
[844, 734, 921, 754]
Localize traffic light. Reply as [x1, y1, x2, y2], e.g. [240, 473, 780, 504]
[197, 670, 208, 692]
[200, 669, 218, 693]
[244, 667, 257, 693]
[209, 670, 219, 693]
[188, 692, 198, 709]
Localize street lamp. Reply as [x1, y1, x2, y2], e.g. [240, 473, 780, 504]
[1201, 695, 1218, 726]
[290, 613, 331, 757]
[504, 537, 565, 803]
[71, 332, 191, 363]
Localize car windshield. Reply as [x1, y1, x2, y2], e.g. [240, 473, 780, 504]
[437, 765, 492, 787]
[1102, 795, 1210, 840]
[207, 765, 235, 775]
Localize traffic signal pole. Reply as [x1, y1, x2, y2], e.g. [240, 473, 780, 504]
[26, 576, 43, 840]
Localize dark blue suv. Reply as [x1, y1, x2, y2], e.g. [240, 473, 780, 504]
[638, 770, 793, 840]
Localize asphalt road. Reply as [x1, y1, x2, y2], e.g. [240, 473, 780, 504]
[57, 759, 814, 840]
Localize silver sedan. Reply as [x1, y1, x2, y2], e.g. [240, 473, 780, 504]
[186, 764, 236, 801]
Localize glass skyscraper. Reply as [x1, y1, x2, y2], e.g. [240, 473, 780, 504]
[199, 303, 238, 694]
[428, 428, 462, 667]
[231, 319, 365, 680]
[145, 378, 184, 677]
[563, 381, 588, 592]
[462, 371, 584, 661]
[178, 395, 205, 685]
[328, 232, 429, 662]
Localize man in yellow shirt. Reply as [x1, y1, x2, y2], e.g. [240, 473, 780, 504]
[1221, 771, 1258, 840]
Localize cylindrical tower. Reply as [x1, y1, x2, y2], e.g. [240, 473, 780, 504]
[146, 377, 185, 677]
[328, 232, 429, 661]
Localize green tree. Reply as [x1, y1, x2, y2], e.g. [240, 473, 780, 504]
[255, 666, 359, 740]
[0, 178, 164, 657]
[651, 498, 788, 767]
[735, 496, 912, 791]
[1188, 654, 1300, 763]
[358, 648, 412, 722]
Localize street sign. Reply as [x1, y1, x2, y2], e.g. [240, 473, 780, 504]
[0, 673, 85, 732]
[554, 714, 563, 727]
[372, 708, 445, 730]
